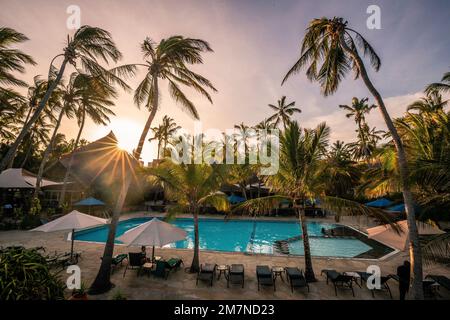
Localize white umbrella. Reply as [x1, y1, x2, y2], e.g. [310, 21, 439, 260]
[118, 218, 187, 259]
[367, 220, 445, 251]
[32, 210, 108, 259]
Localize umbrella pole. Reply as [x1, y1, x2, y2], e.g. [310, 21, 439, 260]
[70, 228, 75, 261]
[152, 245, 155, 261]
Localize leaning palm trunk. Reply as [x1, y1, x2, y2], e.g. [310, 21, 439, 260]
[190, 208, 200, 273]
[89, 77, 159, 294]
[59, 109, 85, 206]
[35, 108, 65, 196]
[340, 36, 423, 299]
[297, 204, 316, 282]
[0, 58, 68, 171]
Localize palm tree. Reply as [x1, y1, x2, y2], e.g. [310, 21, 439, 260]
[149, 125, 164, 160]
[34, 73, 81, 196]
[339, 97, 377, 160]
[133, 36, 217, 160]
[146, 160, 229, 272]
[0, 90, 23, 142]
[149, 116, 180, 159]
[89, 35, 216, 294]
[322, 140, 360, 197]
[267, 96, 301, 129]
[0, 25, 133, 171]
[255, 118, 275, 131]
[425, 71, 450, 95]
[282, 17, 424, 299]
[58, 74, 117, 205]
[407, 90, 447, 117]
[0, 27, 35, 93]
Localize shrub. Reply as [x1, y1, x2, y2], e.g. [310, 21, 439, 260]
[0, 246, 66, 300]
[20, 214, 41, 230]
[29, 197, 41, 216]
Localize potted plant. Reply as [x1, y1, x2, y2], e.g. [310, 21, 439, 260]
[111, 289, 127, 300]
[69, 282, 88, 300]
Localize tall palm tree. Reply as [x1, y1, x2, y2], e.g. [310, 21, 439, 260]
[133, 36, 217, 160]
[425, 71, 450, 95]
[89, 36, 216, 294]
[267, 96, 301, 129]
[58, 74, 117, 205]
[282, 17, 424, 299]
[34, 73, 81, 196]
[238, 121, 393, 281]
[146, 160, 229, 272]
[0, 25, 133, 171]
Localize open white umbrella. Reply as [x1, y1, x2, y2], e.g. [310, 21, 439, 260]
[367, 220, 445, 251]
[117, 218, 187, 259]
[32, 210, 108, 260]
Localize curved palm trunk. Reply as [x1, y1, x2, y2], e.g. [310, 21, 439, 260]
[35, 107, 65, 197]
[340, 36, 423, 299]
[59, 108, 85, 206]
[297, 204, 316, 282]
[190, 207, 200, 273]
[19, 137, 33, 168]
[89, 77, 159, 294]
[0, 58, 68, 171]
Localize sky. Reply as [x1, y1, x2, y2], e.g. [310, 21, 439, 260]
[1, 0, 449, 164]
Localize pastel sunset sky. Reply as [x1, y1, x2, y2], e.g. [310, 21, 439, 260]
[1, 0, 449, 164]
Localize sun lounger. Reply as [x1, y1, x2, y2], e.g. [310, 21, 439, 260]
[152, 260, 170, 279]
[321, 269, 355, 297]
[226, 264, 245, 288]
[101, 253, 127, 274]
[426, 275, 450, 291]
[285, 267, 309, 293]
[256, 265, 275, 291]
[357, 271, 392, 299]
[196, 263, 217, 287]
[123, 252, 144, 278]
[164, 257, 184, 270]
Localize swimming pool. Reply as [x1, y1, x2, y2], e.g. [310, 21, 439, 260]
[73, 217, 378, 258]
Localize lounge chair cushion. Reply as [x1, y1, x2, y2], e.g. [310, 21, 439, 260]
[166, 258, 182, 268]
[230, 264, 244, 274]
[202, 263, 216, 273]
[426, 275, 450, 291]
[256, 265, 272, 277]
[112, 254, 128, 265]
[285, 267, 302, 279]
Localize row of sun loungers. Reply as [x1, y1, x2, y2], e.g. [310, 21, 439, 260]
[103, 253, 450, 298]
[195, 264, 309, 294]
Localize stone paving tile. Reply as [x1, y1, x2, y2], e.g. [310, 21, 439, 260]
[1, 221, 449, 300]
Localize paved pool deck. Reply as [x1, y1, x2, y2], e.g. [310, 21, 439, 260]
[0, 212, 449, 300]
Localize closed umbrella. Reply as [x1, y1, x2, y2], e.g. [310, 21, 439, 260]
[31, 210, 108, 260]
[117, 218, 187, 260]
[365, 198, 393, 208]
[367, 220, 445, 251]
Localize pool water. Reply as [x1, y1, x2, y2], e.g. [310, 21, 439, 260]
[74, 217, 373, 258]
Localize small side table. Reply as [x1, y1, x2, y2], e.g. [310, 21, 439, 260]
[142, 262, 154, 277]
[272, 266, 285, 282]
[216, 264, 229, 280]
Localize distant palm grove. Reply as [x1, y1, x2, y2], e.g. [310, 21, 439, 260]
[0, 17, 449, 300]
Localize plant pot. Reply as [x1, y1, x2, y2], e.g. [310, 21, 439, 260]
[69, 293, 89, 300]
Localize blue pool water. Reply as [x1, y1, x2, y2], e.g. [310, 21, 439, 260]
[74, 217, 373, 258]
